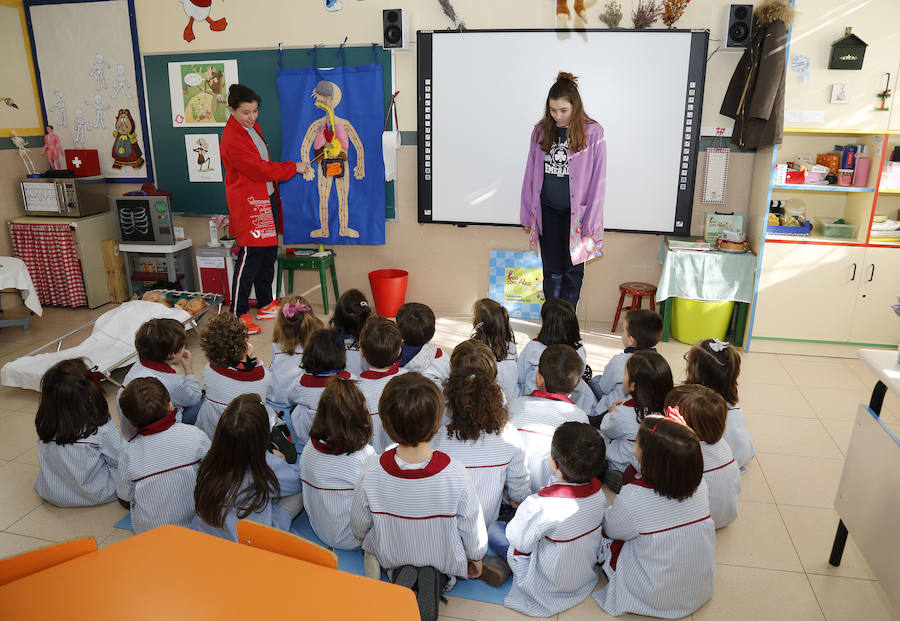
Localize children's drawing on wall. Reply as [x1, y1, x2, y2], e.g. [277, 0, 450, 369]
[47, 90, 66, 126]
[89, 53, 110, 91]
[298, 81, 366, 238]
[325, 0, 343, 12]
[830, 83, 851, 104]
[168, 59, 238, 127]
[72, 107, 91, 146]
[184, 133, 223, 182]
[1, 97, 18, 109]
[181, 0, 228, 42]
[111, 64, 133, 99]
[85, 93, 110, 128]
[111, 108, 144, 169]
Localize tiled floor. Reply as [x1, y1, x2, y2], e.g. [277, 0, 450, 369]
[0, 303, 896, 620]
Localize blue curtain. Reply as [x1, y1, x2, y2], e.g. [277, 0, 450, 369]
[277, 62, 385, 245]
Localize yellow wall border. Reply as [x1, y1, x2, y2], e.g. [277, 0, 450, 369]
[1, 0, 45, 137]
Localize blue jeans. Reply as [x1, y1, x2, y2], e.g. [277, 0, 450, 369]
[487, 520, 510, 560]
[180, 395, 205, 425]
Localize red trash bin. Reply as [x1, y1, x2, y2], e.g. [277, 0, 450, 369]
[368, 269, 408, 318]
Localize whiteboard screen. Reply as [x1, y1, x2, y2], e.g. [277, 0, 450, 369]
[417, 30, 708, 234]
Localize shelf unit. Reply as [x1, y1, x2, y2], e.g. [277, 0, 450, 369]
[745, 128, 900, 356]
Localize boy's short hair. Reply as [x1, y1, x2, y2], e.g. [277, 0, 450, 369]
[665, 384, 728, 443]
[360, 316, 402, 368]
[636, 417, 703, 501]
[624, 309, 663, 349]
[301, 329, 347, 375]
[200, 312, 248, 367]
[550, 422, 606, 484]
[379, 373, 443, 446]
[395, 302, 436, 347]
[538, 344, 583, 394]
[119, 377, 171, 429]
[135, 318, 186, 362]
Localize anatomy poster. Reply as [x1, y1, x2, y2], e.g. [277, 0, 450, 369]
[277, 63, 386, 245]
[184, 133, 222, 182]
[168, 59, 237, 127]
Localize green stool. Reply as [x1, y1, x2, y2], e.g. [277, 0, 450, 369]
[276, 250, 339, 315]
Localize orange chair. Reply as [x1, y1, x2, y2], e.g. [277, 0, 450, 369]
[611, 282, 658, 332]
[0, 537, 97, 586]
[235, 520, 338, 569]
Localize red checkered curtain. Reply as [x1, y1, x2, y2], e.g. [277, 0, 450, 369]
[9, 223, 88, 307]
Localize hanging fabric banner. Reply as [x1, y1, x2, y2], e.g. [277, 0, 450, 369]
[277, 51, 385, 245]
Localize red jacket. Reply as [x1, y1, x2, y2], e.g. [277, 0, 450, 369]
[220, 116, 296, 247]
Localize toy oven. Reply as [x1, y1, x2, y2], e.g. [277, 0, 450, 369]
[20, 177, 109, 217]
[111, 195, 176, 245]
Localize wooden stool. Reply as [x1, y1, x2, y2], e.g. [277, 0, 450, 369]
[612, 282, 657, 332]
[276, 250, 339, 315]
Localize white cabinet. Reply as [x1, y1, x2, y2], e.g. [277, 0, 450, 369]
[754, 243, 900, 345]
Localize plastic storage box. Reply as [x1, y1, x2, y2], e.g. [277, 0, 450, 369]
[670, 298, 735, 345]
[816, 217, 858, 239]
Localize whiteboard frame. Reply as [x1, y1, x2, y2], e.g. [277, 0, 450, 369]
[416, 29, 709, 235]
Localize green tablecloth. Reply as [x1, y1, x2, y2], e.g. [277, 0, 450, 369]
[657, 241, 757, 303]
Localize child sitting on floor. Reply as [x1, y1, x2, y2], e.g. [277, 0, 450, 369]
[266, 295, 323, 411]
[471, 298, 519, 402]
[396, 302, 450, 384]
[330, 289, 372, 376]
[358, 316, 407, 452]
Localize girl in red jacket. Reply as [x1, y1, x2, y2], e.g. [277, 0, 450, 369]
[221, 84, 308, 335]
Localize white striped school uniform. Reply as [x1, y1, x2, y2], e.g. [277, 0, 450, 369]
[34, 418, 122, 507]
[508, 392, 590, 493]
[516, 340, 596, 415]
[430, 422, 531, 526]
[504, 479, 607, 617]
[117, 422, 211, 534]
[702, 439, 741, 529]
[288, 371, 354, 448]
[196, 363, 270, 439]
[402, 343, 451, 385]
[266, 342, 303, 408]
[594, 478, 715, 618]
[343, 337, 368, 377]
[190, 451, 302, 541]
[490, 339, 520, 402]
[350, 448, 488, 587]
[116, 359, 203, 439]
[599, 399, 641, 472]
[358, 362, 408, 453]
[300, 438, 377, 549]
[591, 351, 631, 415]
[724, 402, 755, 470]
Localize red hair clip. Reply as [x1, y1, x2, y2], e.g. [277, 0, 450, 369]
[664, 405, 687, 426]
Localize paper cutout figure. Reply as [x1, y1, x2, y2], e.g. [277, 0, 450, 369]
[299, 81, 366, 238]
[110, 108, 144, 169]
[181, 0, 228, 42]
[10, 130, 37, 176]
[47, 90, 66, 126]
[193, 137, 212, 171]
[89, 53, 110, 90]
[85, 94, 110, 128]
[1, 97, 18, 109]
[72, 108, 92, 146]
[41, 126, 63, 169]
[111, 64, 133, 99]
[325, 0, 343, 11]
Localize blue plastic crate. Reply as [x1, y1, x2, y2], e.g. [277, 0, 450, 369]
[766, 221, 813, 236]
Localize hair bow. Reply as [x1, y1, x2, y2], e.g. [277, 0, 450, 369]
[708, 339, 729, 353]
[664, 405, 687, 426]
[359, 300, 368, 307]
[474, 321, 484, 330]
[282, 302, 311, 319]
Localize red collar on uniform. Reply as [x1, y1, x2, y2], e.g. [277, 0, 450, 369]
[130, 408, 177, 441]
[629, 476, 654, 490]
[622, 399, 635, 407]
[360, 361, 401, 380]
[528, 390, 574, 404]
[379, 448, 451, 479]
[210, 364, 265, 381]
[434, 348, 443, 358]
[538, 478, 602, 498]
[311, 437, 345, 455]
[300, 370, 351, 387]
[140, 359, 176, 373]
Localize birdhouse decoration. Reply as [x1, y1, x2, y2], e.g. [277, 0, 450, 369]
[829, 27, 867, 70]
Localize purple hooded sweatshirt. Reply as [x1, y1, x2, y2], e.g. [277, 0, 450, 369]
[520, 121, 607, 265]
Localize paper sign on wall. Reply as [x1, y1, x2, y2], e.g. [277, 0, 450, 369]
[168, 60, 237, 127]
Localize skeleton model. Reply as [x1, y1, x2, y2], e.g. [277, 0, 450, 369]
[47, 90, 67, 126]
[72, 108, 92, 146]
[111, 64, 133, 99]
[10, 130, 37, 176]
[89, 53, 110, 91]
[85, 94, 110, 128]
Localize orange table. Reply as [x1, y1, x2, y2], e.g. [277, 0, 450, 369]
[0, 525, 418, 620]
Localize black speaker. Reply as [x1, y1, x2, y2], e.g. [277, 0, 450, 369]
[726, 4, 753, 49]
[383, 8, 406, 50]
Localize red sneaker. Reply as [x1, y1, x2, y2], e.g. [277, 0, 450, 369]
[256, 300, 281, 319]
[239, 313, 261, 335]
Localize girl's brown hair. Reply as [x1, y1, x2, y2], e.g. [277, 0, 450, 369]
[273, 294, 323, 355]
[685, 339, 741, 405]
[636, 416, 703, 501]
[626, 350, 674, 421]
[444, 341, 507, 442]
[200, 312, 248, 367]
[309, 378, 372, 453]
[35, 359, 110, 444]
[472, 298, 515, 362]
[450, 339, 497, 381]
[535, 71, 595, 154]
[330, 289, 372, 344]
[194, 394, 280, 529]
[301, 329, 347, 375]
[665, 384, 728, 444]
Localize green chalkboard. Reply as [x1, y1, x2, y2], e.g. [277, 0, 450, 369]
[143, 46, 394, 218]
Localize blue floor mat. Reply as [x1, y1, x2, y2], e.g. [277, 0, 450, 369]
[115, 511, 510, 605]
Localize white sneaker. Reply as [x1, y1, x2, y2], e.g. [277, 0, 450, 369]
[364, 551, 381, 580]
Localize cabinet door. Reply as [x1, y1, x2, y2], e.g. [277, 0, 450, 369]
[848, 247, 900, 344]
[753, 243, 866, 341]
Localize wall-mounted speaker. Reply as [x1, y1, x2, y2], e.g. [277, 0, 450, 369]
[726, 4, 753, 49]
[383, 8, 409, 50]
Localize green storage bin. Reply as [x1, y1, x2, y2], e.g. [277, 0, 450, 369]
[671, 298, 735, 345]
